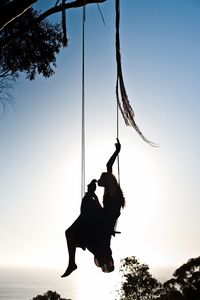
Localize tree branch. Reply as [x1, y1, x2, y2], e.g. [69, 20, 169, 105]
[0, 0, 107, 32]
[0, 70, 12, 78]
[37, 0, 106, 23]
[0, 0, 37, 31]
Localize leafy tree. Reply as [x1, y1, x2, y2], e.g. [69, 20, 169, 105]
[0, 1, 105, 109]
[31, 290, 70, 300]
[0, 8, 64, 80]
[162, 256, 200, 300]
[157, 290, 185, 300]
[0, 7, 64, 106]
[118, 256, 164, 300]
[0, 72, 15, 114]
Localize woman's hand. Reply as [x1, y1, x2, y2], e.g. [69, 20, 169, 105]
[115, 138, 121, 152]
[106, 139, 121, 173]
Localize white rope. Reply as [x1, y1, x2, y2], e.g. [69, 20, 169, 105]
[81, 4, 86, 199]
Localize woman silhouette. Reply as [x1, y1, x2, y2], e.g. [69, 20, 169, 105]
[61, 179, 102, 277]
[61, 139, 125, 276]
[95, 138, 125, 272]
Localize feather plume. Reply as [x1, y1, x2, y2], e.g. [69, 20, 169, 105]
[115, 0, 156, 147]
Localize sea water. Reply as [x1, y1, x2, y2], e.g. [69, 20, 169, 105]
[0, 264, 118, 300]
[0, 263, 170, 300]
[0, 267, 76, 300]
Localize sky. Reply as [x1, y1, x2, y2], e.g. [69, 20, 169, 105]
[1, 0, 200, 299]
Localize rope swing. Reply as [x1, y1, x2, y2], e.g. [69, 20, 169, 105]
[81, 3, 86, 198]
[80, 0, 156, 197]
[115, 0, 156, 147]
[60, 1, 159, 279]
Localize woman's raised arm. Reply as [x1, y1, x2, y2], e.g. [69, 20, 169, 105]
[106, 139, 121, 173]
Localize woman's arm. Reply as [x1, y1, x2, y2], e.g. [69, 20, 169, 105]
[106, 139, 121, 173]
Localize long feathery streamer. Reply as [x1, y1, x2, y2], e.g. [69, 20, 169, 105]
[115, 0, 156, 146]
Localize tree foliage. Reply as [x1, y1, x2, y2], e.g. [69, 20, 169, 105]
[118, 256, 200, 300]
[0, 8, 64, 81]
[0, 1, 106, 108]
[0, 73, 15, 114]
[0, 7, 64, 107]
[118, 256, 164, 300]
[31, 290, 70, 300]
[162, 256, 200, 300]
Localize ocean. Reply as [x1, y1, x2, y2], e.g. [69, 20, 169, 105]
[0, 267, 77, 300]
[0, 264, 171, 300]
[0, 265, 119, 300]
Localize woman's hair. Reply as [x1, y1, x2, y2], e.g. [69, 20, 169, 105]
[101, 172, 125, 208]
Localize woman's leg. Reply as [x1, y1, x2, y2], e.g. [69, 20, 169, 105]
[61, 229, 77, 277]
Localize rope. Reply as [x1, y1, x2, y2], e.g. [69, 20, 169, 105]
[115, 0, 156, 147]
[96, 3, 106, 25]
[81, 4, 86, 199]
[116, 94, 120, 185]
[114, 102, 120, 235]
[62, 0, 68, 47]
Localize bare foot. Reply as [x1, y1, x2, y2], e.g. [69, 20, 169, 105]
[61, 264, 77, 277]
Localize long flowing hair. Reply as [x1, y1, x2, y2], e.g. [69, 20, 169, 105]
[101, 172, 125, 208]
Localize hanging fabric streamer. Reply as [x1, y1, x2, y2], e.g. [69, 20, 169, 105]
[115, 0, 156, 147]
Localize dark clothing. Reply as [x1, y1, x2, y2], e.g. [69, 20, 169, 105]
[81, 192, 102, 217]
[93, 192, 122, 272]
[66, 191, 102, 251]
[66, 191, 121, 272]
[102, 192, 121, 235]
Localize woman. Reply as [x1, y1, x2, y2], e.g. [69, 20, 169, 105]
[61, 179, 102, 277]
[94, 139, 125, 272]
[61, 139, 125, 276]
[99, 138, 125, 235]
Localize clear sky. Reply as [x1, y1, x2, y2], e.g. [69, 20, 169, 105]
[1, 0, 200, 299]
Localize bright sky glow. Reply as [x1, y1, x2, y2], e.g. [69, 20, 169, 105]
[1, 0, 200, 299]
